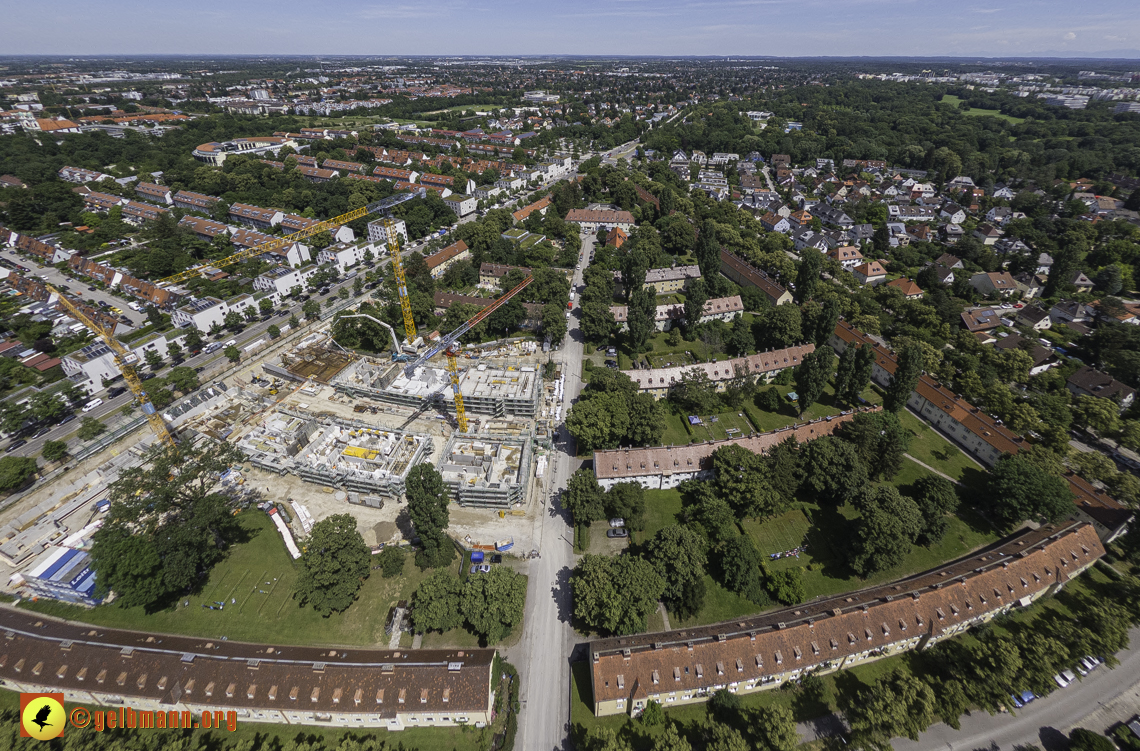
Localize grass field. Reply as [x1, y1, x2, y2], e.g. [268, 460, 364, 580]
[741, 507, 812, 559]
[638, 488, 685, 543]
[897, 409, 988, 487]
[941, 95, 1026, 124]
[661, 409, 757, 446]
[19, 511, 497, 648]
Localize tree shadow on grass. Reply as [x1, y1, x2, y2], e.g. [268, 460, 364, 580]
[805, 503, 856, 583]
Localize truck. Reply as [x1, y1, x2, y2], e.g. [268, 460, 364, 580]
[494, 537, 514, 552]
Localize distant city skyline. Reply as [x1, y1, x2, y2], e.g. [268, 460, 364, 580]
[6, 0, 1140, 58]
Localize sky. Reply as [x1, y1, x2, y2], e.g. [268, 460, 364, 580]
[6, 0, 1140, 58]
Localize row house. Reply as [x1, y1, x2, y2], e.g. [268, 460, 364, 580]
[134, 182, 172, 205]
[81, 191, 125, 213]
[172, 190, 220, 211]
[0, 607, 495, 731]
[229, 203, 283, 230]
[425, 240, 470, 278]
[372, 166, 418, 182]
[178, 215, 229, 242]
[613, 266, 701, 295]
[718, 250, 793, 306]
[297, 165, 338, 183]
[12, 234, 72, 265]
[888, 205, 937, 222]
[172, 295, 258, 332]
[279, 214, 355, 244]
[322, 159, 365, 174]
[121, 201, 168, 226]
[589, 522, 1103, 717]
[620, 343, 817, 403]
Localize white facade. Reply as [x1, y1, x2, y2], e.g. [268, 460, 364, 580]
[443, 194, 477, 217]
[253, 265, 316, 301]
[172, 295, 256, 332]
[366, 218, 408, 248]
[317, 242, 379, 273]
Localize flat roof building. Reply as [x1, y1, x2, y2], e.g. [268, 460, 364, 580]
[438, 435, 532, 508]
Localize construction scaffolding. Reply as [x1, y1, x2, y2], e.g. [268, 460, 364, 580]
[437, 433, 533, 509]
[236, 408, 434, 499]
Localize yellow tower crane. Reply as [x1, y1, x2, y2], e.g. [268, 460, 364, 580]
[157, 190, 425, 286]
[383, 218, 417, 345]
[47, 286, 177, 449]
[398, 275, 534, 433]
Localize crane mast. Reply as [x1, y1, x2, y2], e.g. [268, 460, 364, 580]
[384, 218, 417, 345]
[47, 285, 177, 449]
[400, 275, 534, 434]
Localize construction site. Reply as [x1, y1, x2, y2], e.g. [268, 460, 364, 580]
[0, 202, 568, 607]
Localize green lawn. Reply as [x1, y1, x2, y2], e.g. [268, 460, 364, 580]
[743, 380, 880, 434]
[19, 512, 491, 648]
[638, 488, 685, 543]
[740, 507, 812, 559]
[897, 409, 988, 488]
[941, 95, 1026, 124]
[663, 409, 757, 445]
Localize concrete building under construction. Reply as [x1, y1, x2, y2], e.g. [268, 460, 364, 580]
[334, 360, 541, 419]
[437, 434, 532, 508]
[237, 409, 433, 500]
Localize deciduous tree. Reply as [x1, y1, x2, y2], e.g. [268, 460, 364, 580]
[571, 554, 665, 636]
[885, 342, 924, 413]
[461, 567, 527, 643]
[295, 514, 371, 615]
[405, 464, 455, 569]
[645, 525, 708, 618]
[847, 484, 924, 576]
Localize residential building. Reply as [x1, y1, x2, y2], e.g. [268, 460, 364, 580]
[442, 194, 477, 217]
[621, 343, 816, 402]
[372, 166, 418, 183]
[0, 607, 495, 730]
[253, 265, 313, 301]
[229, 203, 283, 230]
[1069, 270, 1095, 292]
[367, 218, 409, 248]
[1066, 474, 1133, 543]
[960, 307, 1003, 333]
[172, 190, 220, 211]
[605, 228, 628, 249]
[80, 191, 124, 213]
[479, 263, 531, 288]
[134, 182, 172, 205]
[611, 295, 744, 333]
[0, 175, 27, 189]
[564, 209, 635, 233]
[512, 196, 551, 223]
[993, 333, 1059, 376]
[61, 342, 121, 393]
[1050, 301, 1095, 325]
[425, 241, 470, 278]
[886, 277, 923, 299]
[297, 165, 339, 183]
[588, 522, 1103, 717]
[171, 296, 255, 332]
[759, 213, 792, 234]
[1066, 367, 1136, 411]
[813, 205, 854, 229]
[121, 201, 168, 226]
[826, 246, 864, 269]
[613, 266, 700, 295]
[322, 159, 365, 174]
[970, 272, 1018, 298]
[852, 262, 888, 286]
[58, 166, 112, 184]
[1015, 306, 1051, 331]
[719, 250, 792, 306]
[973, 223, 1003, 245]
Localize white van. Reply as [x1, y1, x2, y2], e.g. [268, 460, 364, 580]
[127, 302, 141, 312]
[82, 398, 103, 413]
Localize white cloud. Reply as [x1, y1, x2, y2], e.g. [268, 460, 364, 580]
[1064, 31, 1076, 39]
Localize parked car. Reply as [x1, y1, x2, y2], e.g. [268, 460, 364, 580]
[82, 398, 103, 413]
[107, 387, 128, 398]
[5, 439, 27, 453]
[1081, 656, 1101, 672]
[1009, 693, 1024, 709]
[607, 528, 629, 538]
[609, 518, 624, 528]
[32, 426, 52, 439]
[468, 564, 491, 574]
[58, 414, 77, 425]
[1053, 670, 1076, 688]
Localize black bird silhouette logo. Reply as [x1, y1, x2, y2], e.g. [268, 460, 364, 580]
[31, 703, 53, 730]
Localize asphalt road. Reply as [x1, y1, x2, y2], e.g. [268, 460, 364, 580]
[515, 233, 592, 751]
[887, 625, 1140, 751]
